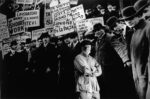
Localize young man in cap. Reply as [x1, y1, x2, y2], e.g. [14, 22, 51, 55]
[121, 1, 150, 98]
[74, 40, 102, 99]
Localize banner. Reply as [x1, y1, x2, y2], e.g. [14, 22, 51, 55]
[32, 28, 46, 40]
[51, 2, 74, 36]
[71, 4, 86, 22]
[16, 10, 40, 27]
[0, 13, 10, 42]
[8, 17, 25, 35]
[70, 0, 78, 5]
[16, 0, 33, 4]
[45, 9, 53, 28]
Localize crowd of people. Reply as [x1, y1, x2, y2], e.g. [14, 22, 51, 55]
[1, 0, 150, 99]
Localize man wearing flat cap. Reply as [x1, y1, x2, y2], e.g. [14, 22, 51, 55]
[121, 0, 150, 98]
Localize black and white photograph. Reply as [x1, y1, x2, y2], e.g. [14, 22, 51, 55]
[1, 0, 150, 99]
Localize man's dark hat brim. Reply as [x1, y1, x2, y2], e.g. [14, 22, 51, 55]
[119, 2, 150, 21]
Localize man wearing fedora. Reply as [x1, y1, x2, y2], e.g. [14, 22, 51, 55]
[37, 32, 58, 97]
[121, 0, 150, 98]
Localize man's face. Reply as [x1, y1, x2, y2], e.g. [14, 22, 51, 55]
[83, 45, 91, 55]
[125, 19, 135, 28]
[11, 45, 17, 51]
[42, 37, 50, 45]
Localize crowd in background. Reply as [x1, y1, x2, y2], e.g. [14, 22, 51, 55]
[1, 0, 150, 99]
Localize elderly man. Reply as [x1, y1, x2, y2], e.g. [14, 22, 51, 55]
[121, 1, 150, 98]
[74, 40, 102, 99]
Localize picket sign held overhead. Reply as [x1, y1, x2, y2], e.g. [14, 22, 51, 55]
[51, 2, 74, 36]
[16, 10, 40, 27]
[0, 13, 10, 42]
[32, 28, 46, 40]
[16, 0, 34, 4]
[45, 9, 53, 28]
[8, 17, 25, 35]
[76, 17, 104, 33]
[76, 19, 93, 32]
[71, 4, 86, 22]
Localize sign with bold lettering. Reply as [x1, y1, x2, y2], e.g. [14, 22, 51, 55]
[16, 10, 40, 27]
[16, 0, 33, 4]
[51, 2, 74, 36]
[76, 17, 104, 32]
[71, 4, 86, 22]
[0, 13, 10, 41]
[76, 19, 93, 32]
[45, 9, 53, 28]
[32, 28, 46, 40]
[8, 17, 25, 35]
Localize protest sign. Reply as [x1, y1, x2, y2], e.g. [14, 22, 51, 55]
[32, 28, 46, 40]
[8, 17, 25, 35]
[45, 9, 53, 28]
[89, 17, 104, 26]
[76, 19, 93, 32]
[0, 13, 10, 42]
[16, 0, 33, 4]
[70, 0, 78, 5]
[71, 4, 86, 22]
[16, 10, 40, 27]
[76, 17, 104, 33]
[52, 2, 75, 36]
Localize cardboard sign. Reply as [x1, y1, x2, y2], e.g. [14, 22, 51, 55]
[76, 19, 93, 32]
[16, 0, 33, 4]
[71, 4, 86, 22]
[52, 2, 74, 36]
[70, 0, 78, 5]
[0, 13, 10, 41]
[16, 10, 40, 27]
[76, 17, 104, 32]
[89, 17, 104, 26]
[8, 17, 25, 35]
[32, 28, 46, 40]
[45, 9, 53, 28]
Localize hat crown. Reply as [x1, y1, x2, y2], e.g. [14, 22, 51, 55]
[121, 6, 137, 20]
[106, 16, 118, 27]
[134, 0, 147, 11]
